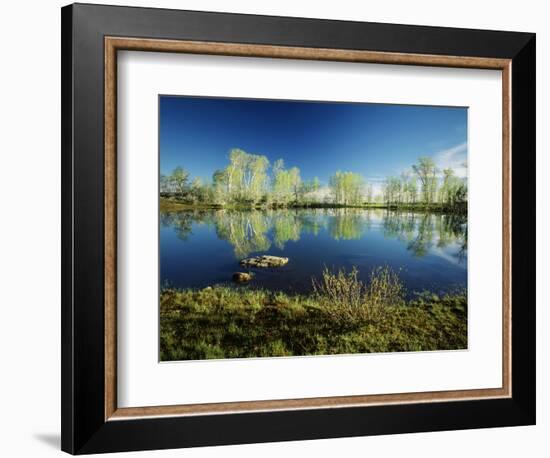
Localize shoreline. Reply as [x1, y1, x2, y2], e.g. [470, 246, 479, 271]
[160, 197, 467, 213]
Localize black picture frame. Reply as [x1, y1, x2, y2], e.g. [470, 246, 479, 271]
[61, 3, 536, 454]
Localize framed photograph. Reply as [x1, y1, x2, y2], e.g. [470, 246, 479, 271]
[61, 3, 536, 454]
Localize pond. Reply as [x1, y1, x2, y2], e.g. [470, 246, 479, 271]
[160, 208, 467, 297]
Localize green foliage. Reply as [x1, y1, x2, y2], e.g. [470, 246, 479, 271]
[383, 176, 403, 205]
[379, 158, 466, 212]
[412, 156, 438, 204]
[329, 171, 365, 205]
[223, 148, 270, 204]
[272, 159, 302, 205]
[439, 168, 467, 207]
[160, 150, 467, 212]
[160, 166, 190, 198]
[159, 278, 467, 361]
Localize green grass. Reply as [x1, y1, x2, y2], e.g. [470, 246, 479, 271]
[160, 197, 466, 213]
[159, 198, 222, 212]
[160, 274, 467, 361]
[160, 198, 266, 211]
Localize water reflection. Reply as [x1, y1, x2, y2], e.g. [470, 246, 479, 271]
[160, 211, 195, 241]
[160, 208, 467, 263]
[328, 209, 370, 240]
[273, 212, 302, 249]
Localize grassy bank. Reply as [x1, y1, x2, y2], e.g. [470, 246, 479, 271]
[160, 275, 467, 361]
[160, 198, 222, 212]
[160, 197, 466, 213]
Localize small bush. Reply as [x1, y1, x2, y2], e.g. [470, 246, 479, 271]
[312, 266, 404, 324]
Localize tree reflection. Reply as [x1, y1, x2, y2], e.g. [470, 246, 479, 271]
[214, 211, 271, 258]
[300, 213, 324, 236]
[381, 211, 467, 260]
[160, 211, 195, 241]
[160, 208, 467, 261]
[407, 214, 434, 257]
[328, 209, 368, 240]
[383, 211, 413, 241]
[272, 212, 302, 249]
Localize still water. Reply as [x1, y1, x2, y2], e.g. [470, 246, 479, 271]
[160, 208, 467, 297]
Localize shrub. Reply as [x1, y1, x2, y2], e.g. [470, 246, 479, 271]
[312, 266, 404, 324]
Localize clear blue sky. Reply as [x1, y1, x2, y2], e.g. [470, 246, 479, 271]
[159, 95, 468, 187]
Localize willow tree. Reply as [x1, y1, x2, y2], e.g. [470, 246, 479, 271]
[440, 168, 456, 205]
[224, 149, 245, 198]
[440, 167, 467, 207]
[271, 159, 286, 204]
[412, 157, 438, 204]
[400, 171, 417, 204]
[406, 173, 418, 204]
[222, 149, 269, 204]
[383, 176, 403, 205]
[211, 168, 229, 205]
[242, 153, 269, 203]
[288, 167, 302, 203]
[299, 177, 321, 204]
[329, 171, 365, 205]
[272, 159, 302, 205]
[311, 177, 320, 192]
[170, 166, 190, 199]
[189, 177, 205, 203]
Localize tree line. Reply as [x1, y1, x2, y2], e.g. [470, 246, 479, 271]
[381, 156, 467, 209]
[160, 148, 467, 210]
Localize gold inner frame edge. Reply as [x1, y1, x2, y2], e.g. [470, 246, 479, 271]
[104, 37, 512, 421]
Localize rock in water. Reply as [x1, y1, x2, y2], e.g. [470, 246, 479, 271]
[239, 255, 289, 268]
[232, 272, 253, 283]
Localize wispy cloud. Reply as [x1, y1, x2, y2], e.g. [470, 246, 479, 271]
[433, 142, 468, 178]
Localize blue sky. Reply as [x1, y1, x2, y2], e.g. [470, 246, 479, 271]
[159, 96, 467, 189]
